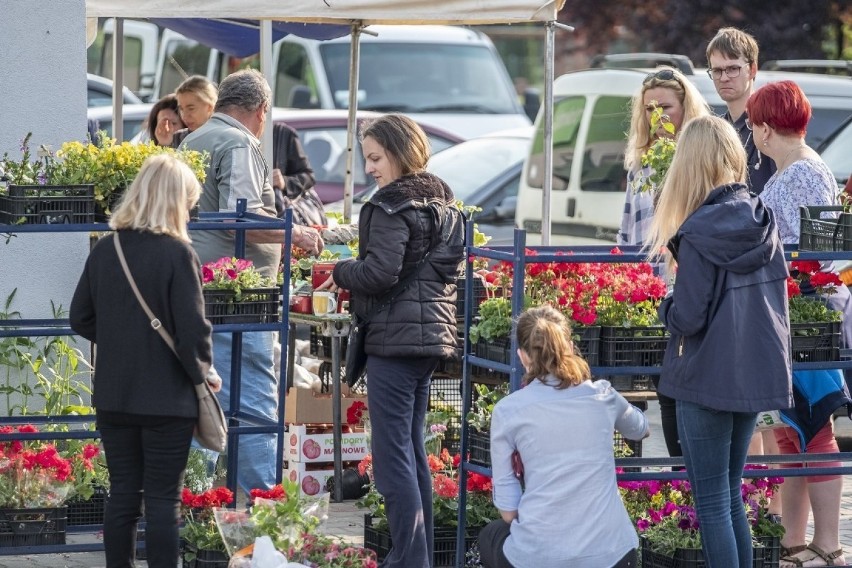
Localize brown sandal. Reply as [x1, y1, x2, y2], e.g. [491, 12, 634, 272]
[780, 545, 810, 568]
[805, 544, 844, 566]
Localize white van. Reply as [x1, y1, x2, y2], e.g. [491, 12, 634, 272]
[515, 67, 852, 245]
[90, 19, 161, 101]
[153, 25, 531, 139]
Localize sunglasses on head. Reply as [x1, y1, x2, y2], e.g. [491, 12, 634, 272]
[644, 69, 677, 84]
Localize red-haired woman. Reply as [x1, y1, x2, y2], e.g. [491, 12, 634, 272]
[747, 81, 848, 567]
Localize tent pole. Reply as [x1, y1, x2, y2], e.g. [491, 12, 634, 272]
[260, 20, 274, 166]
[343, 23, 365, 224]
[541, 21, 554, 246]
[542, 21, 574, 246]
[112, 18, 125, 142]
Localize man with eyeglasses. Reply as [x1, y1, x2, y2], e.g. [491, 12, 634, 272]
[705, 27, 776, 194]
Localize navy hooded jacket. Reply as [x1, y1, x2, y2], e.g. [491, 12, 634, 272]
[656, 183, 793, 413]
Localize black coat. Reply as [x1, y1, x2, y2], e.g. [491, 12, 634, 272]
[333, 172, 464, 359]
[70, 231, 213, 418]
[657, 184, 793, 413]
[271, 123, 326, 226]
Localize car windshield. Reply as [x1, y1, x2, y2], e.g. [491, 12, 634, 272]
[821, 120, 852, 184]
[320, 43, 517, 114]
[426, 136, 529, 203]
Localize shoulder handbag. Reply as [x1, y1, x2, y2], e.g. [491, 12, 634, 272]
[113, 233, 227, 452]
[343, 203, 455, 387]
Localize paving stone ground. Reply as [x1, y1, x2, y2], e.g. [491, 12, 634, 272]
[3, 404, 852, 567]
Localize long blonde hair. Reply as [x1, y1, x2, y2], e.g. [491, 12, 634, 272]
[624, 68, 711, 172]
[109, 154, 201, 242]
[644, 115, 747, 267]
[516, 305, 590, 388]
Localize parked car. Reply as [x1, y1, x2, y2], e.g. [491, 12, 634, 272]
[762, 59, 852, 77]
[328, 127, 532, 245]
[819, 115, 852, 189]
[87, 103, 152, 142]
[514, 67, 852, 245]
[87, 73, 143, 108]
[273, 109, 463, 204]
[155, 25, 532, 139]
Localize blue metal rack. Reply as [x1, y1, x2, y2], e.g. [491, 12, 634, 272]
[0, 200, 294, 555]
[453, 226, 852, 567]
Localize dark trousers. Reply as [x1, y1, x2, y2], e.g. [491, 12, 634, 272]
[652, 376, 682, 457]
[479, 519, 638, 568]
[367, 355, 437, 568]
[97, 411, 195, 568]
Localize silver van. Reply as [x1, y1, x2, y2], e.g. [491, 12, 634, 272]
[515, 67, 852, 245]
[153, 25, 530, 139]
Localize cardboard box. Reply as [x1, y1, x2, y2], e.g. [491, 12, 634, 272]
[286, 424, 368, 463]
[284, 386, 367, 425]
[283, 462, 336, 496]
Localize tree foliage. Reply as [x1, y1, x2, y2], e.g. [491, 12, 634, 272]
[558, 0, 852, 64]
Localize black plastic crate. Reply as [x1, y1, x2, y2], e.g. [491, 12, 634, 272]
[798, 205, 852, 252]
[182, 543, 229, 568]
[456, 274, 487, 321]
[0, 506, 67, 547]
[363, 515, 479, 567]
[756, 535, 780, 568]
[640, 535, 764, 568]
[468, 429, 491, 467]
[203, 287, 281, 324]
[66, 486, 107, 526]
[605, 375, 655, 391]
[600, 326, 668, 367]
[0, 184, 94, 225]
[574, 325, 601, 366]
[790, 321, 841, 362]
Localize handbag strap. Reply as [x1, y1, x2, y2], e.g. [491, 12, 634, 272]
[113, 233, 178, 355]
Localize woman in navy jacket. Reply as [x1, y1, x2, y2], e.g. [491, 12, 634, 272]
[645, 115, 793, 567]
[71, 155, 215, 568]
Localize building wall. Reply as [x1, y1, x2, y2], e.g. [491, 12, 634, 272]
[0, 1, 90, 319]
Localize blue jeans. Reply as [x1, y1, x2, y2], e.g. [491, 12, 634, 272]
[676, 400, 756, 568]
[367, 355, 437, 568]
[214, 331, 279, 494]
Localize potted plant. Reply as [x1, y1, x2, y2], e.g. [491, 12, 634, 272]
[357, 448, 497, 566]
[202, 257, 281, 324]
[628, 104, 677, 195]
[787, 260, 843, 362]
[180, 486, 235, 567]
[464, 383, 508, 468]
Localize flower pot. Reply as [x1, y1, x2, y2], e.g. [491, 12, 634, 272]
[182, 542, 229, 568]
[203, 287, 281, 325]
[363, 514, 480, 568]
[0, 506, 67, 547]
[790, 321, 841, 362]
[600, 326, 668, 367]
[0, 184, 94, 225]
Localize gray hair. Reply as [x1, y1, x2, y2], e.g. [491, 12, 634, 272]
[215, 69, 271, 114]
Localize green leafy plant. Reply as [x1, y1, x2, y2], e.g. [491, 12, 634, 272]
[630, 104, 676, 194]
[469, 297, 512, 343]
[180, 486, 235, 555]
[201, 257, 276, 300]
[286, 249, 343, 286]
[248, 481, 327, 553]
[787, 260, 843, 324]
[465, 383, 509, 432]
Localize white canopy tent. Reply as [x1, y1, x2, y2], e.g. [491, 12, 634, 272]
[87, 0, 566, 237]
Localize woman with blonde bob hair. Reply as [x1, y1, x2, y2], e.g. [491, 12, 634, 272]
[646, 115, 792, 567]
[71, 153, 215, 568]
[479, 305, 649, 568]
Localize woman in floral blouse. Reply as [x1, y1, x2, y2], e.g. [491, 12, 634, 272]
[747, 80, 847, 567]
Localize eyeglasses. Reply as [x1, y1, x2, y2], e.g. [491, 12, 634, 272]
[644, 69, 677, 85]
[706, 64, 748, 80]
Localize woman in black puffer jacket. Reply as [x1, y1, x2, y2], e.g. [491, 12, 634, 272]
[321, 114, 464, 568]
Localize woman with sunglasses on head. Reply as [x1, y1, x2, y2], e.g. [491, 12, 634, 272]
[617, 67, 710, 460]
[746, 80, 849, 567]
[646, 115, 792, 567]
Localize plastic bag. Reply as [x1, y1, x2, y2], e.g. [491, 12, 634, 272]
[213, 508, 255, 557]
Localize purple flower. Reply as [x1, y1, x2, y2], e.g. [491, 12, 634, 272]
[37, 172, 46, 185]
